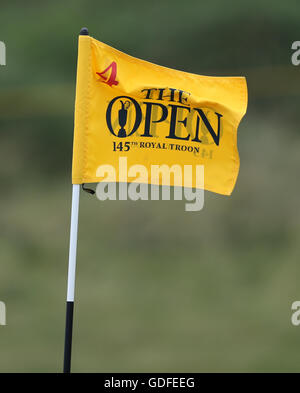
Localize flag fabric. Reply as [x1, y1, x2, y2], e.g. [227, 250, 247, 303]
[72, 35, 247, 195]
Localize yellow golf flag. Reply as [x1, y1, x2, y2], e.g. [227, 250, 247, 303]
[72, 34, 247, 195]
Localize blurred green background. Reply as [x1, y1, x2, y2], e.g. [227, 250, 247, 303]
[1, 0, 300, 372]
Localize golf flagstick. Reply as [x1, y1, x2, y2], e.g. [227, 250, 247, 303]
[63, 27, 89, 374]
[63, 183, 80, 373]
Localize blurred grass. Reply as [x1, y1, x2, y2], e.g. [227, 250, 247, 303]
[1, 0, 300, 372]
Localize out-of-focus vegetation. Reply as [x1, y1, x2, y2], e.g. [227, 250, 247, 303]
[1, 0, 300, 372]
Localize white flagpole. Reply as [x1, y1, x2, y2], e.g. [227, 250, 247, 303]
[63, 183, 80, 373]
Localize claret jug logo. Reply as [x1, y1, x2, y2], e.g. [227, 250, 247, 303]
[96, 61, 119, 87]
[116, 100, 131, 138]
[105, 87, 223, 146]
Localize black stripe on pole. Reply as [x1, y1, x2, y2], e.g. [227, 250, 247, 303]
[63, 301, 74, 373]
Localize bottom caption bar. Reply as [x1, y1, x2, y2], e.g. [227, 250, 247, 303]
[74, 374, 200, 391]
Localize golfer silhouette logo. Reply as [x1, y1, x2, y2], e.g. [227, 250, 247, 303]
[118, 100, 131, 137]
[96, 61, 119, 87]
